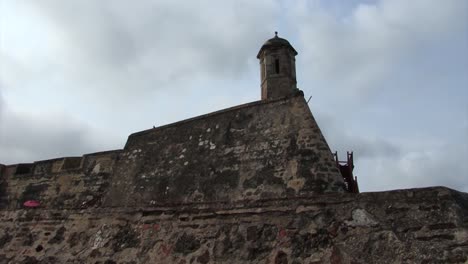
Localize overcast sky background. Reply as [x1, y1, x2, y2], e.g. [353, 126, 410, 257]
[1, 0, 467, 192]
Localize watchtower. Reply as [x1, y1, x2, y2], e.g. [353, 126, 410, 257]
[257, 32, 298, 100]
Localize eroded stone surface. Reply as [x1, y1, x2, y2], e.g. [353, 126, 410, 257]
[104, 95, 345, 208]
[345, 209, 378, 227]
[0, 187, 466, 263]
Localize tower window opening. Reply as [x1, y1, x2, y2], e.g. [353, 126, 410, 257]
[275, 59, 280, 74]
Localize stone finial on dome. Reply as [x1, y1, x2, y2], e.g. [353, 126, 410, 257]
[257, 32, 298, 59]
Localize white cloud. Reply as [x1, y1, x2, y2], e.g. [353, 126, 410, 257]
[360, 140, 468, 192]
[290, 0, 467, 98]
[0, 108, 118, 164]
[317, 110, 468, 192]
[2, 0, 280, 101]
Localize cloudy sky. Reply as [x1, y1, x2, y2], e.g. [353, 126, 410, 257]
[1, 0, 467, 192]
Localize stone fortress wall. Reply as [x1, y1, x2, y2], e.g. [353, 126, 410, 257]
[1, 94, 344, 212]
[103, 95, 344, 208]
[0, 150, 120, 211]
[0, 94, 466, 264]
[0, 177, 466, 263]
[0, 33, 467, 263]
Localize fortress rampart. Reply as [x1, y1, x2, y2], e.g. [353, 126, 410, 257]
[0, 34, 466, 263]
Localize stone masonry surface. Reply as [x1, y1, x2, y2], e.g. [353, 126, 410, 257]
[104, 95, 345, 208]
[0, 187, 466, 263]
[0, 95, 344, 211]
[0, 94, 467, 263]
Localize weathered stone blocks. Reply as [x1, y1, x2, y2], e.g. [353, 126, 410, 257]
[103, 95, 344, 208]
[0, 95, 466, 263]
[0, 187, 466, 263]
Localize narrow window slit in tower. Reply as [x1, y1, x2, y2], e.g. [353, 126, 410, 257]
[275, 59, 280, 74]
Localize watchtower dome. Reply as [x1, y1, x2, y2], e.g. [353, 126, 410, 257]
[257, 32, 298, 100]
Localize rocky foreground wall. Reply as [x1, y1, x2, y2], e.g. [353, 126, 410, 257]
[0, 187, 467, 263]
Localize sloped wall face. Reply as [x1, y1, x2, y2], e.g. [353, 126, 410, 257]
[1, 188, 466, 263]
[104, 95, 344, 208]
